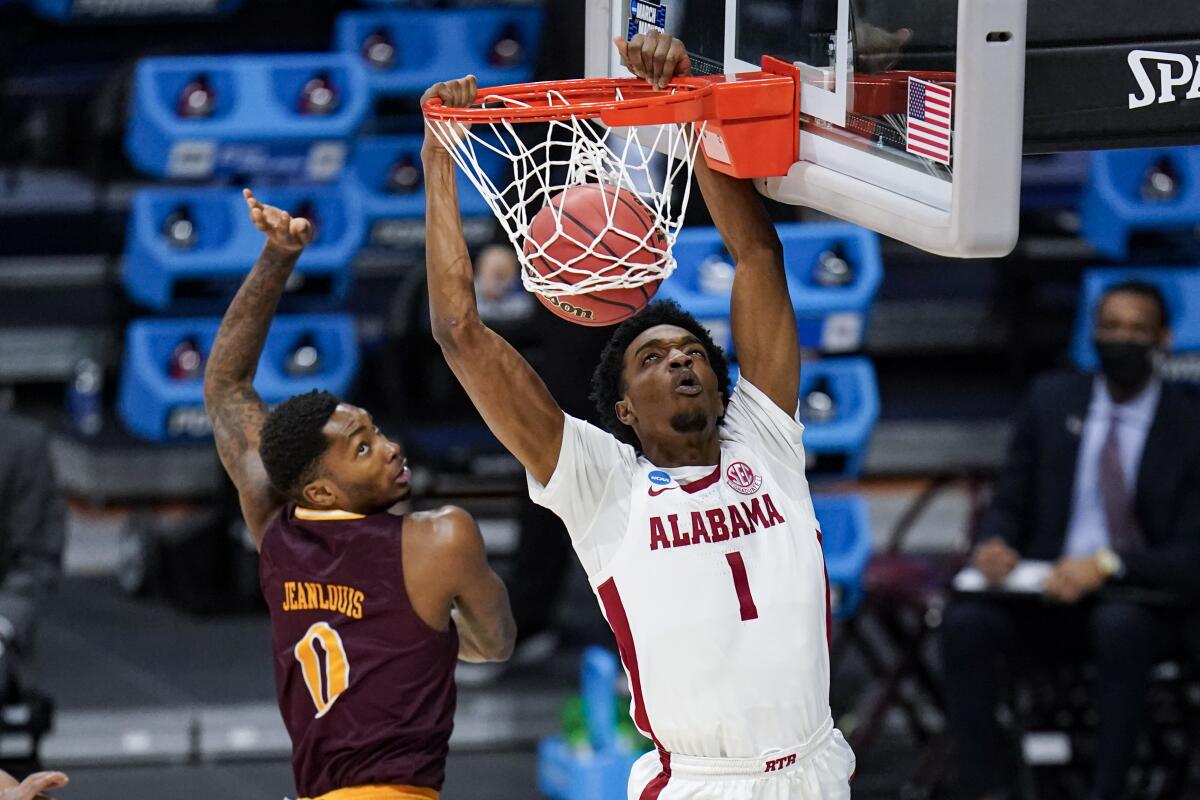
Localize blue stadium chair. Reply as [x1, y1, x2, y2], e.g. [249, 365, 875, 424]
[1021, 152, 1090, 210]
[30, 0, 241, 21]
[333, 7, 542, 98]
[729, 357, 881, 481]
[1068, 266, 1200, 371]
[344, 134, 498, 228]
[1079, 147, 1200, 259]
[798, 357, 880, 479]
[660, 223, 882, 357]
[124, 184, 364, 311]
[812, 494, 873, 619]
[117, 314, 359, 442]
[126, 54, 369, 180]
[538, 647, 646, 800]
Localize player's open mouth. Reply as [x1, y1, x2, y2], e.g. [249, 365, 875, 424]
[394, 462, 411, 485]
[674, 374, 702, 396]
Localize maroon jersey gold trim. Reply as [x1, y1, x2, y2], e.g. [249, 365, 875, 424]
[261, 504, 458, 797]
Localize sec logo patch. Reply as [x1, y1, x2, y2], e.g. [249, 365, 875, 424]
[725, 462, 762, 495]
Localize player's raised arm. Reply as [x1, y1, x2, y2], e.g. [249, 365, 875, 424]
[695, 156, 798, 414]
[203, 190, 314, 546]
[618, 32, 800, 415]
[421, 76, 565, 487]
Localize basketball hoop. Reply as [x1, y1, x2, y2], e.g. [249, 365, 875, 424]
[424, 78, 716, 300]
[423, 62, 805, 312]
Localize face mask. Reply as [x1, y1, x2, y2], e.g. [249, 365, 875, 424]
[1093, 339, 1156, 391]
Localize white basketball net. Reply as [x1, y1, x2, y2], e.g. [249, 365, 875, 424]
[426, 87, 705, 299]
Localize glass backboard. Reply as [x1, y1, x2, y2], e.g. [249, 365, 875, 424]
[585, 0, 1028, 257]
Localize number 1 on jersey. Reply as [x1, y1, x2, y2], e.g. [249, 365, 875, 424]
[294, 621, 351, 718]
[725, 551, 759, 621]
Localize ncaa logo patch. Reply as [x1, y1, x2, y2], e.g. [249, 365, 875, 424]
[648, 470, 672, 486]
[725, 462, 762, 495]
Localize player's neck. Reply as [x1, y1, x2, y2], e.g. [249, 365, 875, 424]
[640, 431, 721, 469]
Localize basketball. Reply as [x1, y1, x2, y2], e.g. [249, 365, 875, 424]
[523, 183, 667, 327]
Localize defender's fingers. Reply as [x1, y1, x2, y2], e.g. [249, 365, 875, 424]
[242, 188, 259, 209]
[290, 217, 313, 242]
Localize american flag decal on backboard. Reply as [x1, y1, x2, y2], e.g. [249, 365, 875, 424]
[906, 77, 953, 165]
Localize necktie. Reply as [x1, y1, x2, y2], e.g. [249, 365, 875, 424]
[1098, 411, 1143, 552]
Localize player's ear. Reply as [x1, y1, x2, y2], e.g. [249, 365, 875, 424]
[302, 479, 339, 509]
[615, 398, 635, 427]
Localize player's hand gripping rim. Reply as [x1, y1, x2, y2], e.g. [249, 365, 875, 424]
[614, 30, 692, 90]
[421, 74, 478, 153]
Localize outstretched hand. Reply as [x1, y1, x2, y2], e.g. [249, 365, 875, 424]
[0, 771, 68, 800]
[614, 30, 691, 90]
[243, 189, 313, 253]
[421, 74, 478, 153]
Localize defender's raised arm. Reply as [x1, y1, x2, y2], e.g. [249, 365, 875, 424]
[203, 190, 314, 545]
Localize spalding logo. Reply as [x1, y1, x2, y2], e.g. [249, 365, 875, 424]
[648, 470, 672, 486]
[725, 461, 762, 495]
[1127, 49, 1200, 109]
[544, 295, 594, 319]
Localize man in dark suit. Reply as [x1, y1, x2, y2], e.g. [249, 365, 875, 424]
[0, 412, 65, 703]
[941, 281, 1200, 800]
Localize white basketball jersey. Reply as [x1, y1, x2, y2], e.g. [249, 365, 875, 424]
[528, 379, 833, 759]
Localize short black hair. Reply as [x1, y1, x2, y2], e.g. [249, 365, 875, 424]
[259, 390, 340, 500]
[1099, 280, 1172, 329]
[589, 300, 731, 448]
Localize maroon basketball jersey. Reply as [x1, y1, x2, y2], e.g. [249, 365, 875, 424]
[260, 504, 458, 798]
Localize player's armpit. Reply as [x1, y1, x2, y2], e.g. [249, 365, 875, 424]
[433, 506, 515, 663]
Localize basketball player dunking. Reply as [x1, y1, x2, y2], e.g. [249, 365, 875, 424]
[421, 32, 855, 800]
[204, 191, 515, 800]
